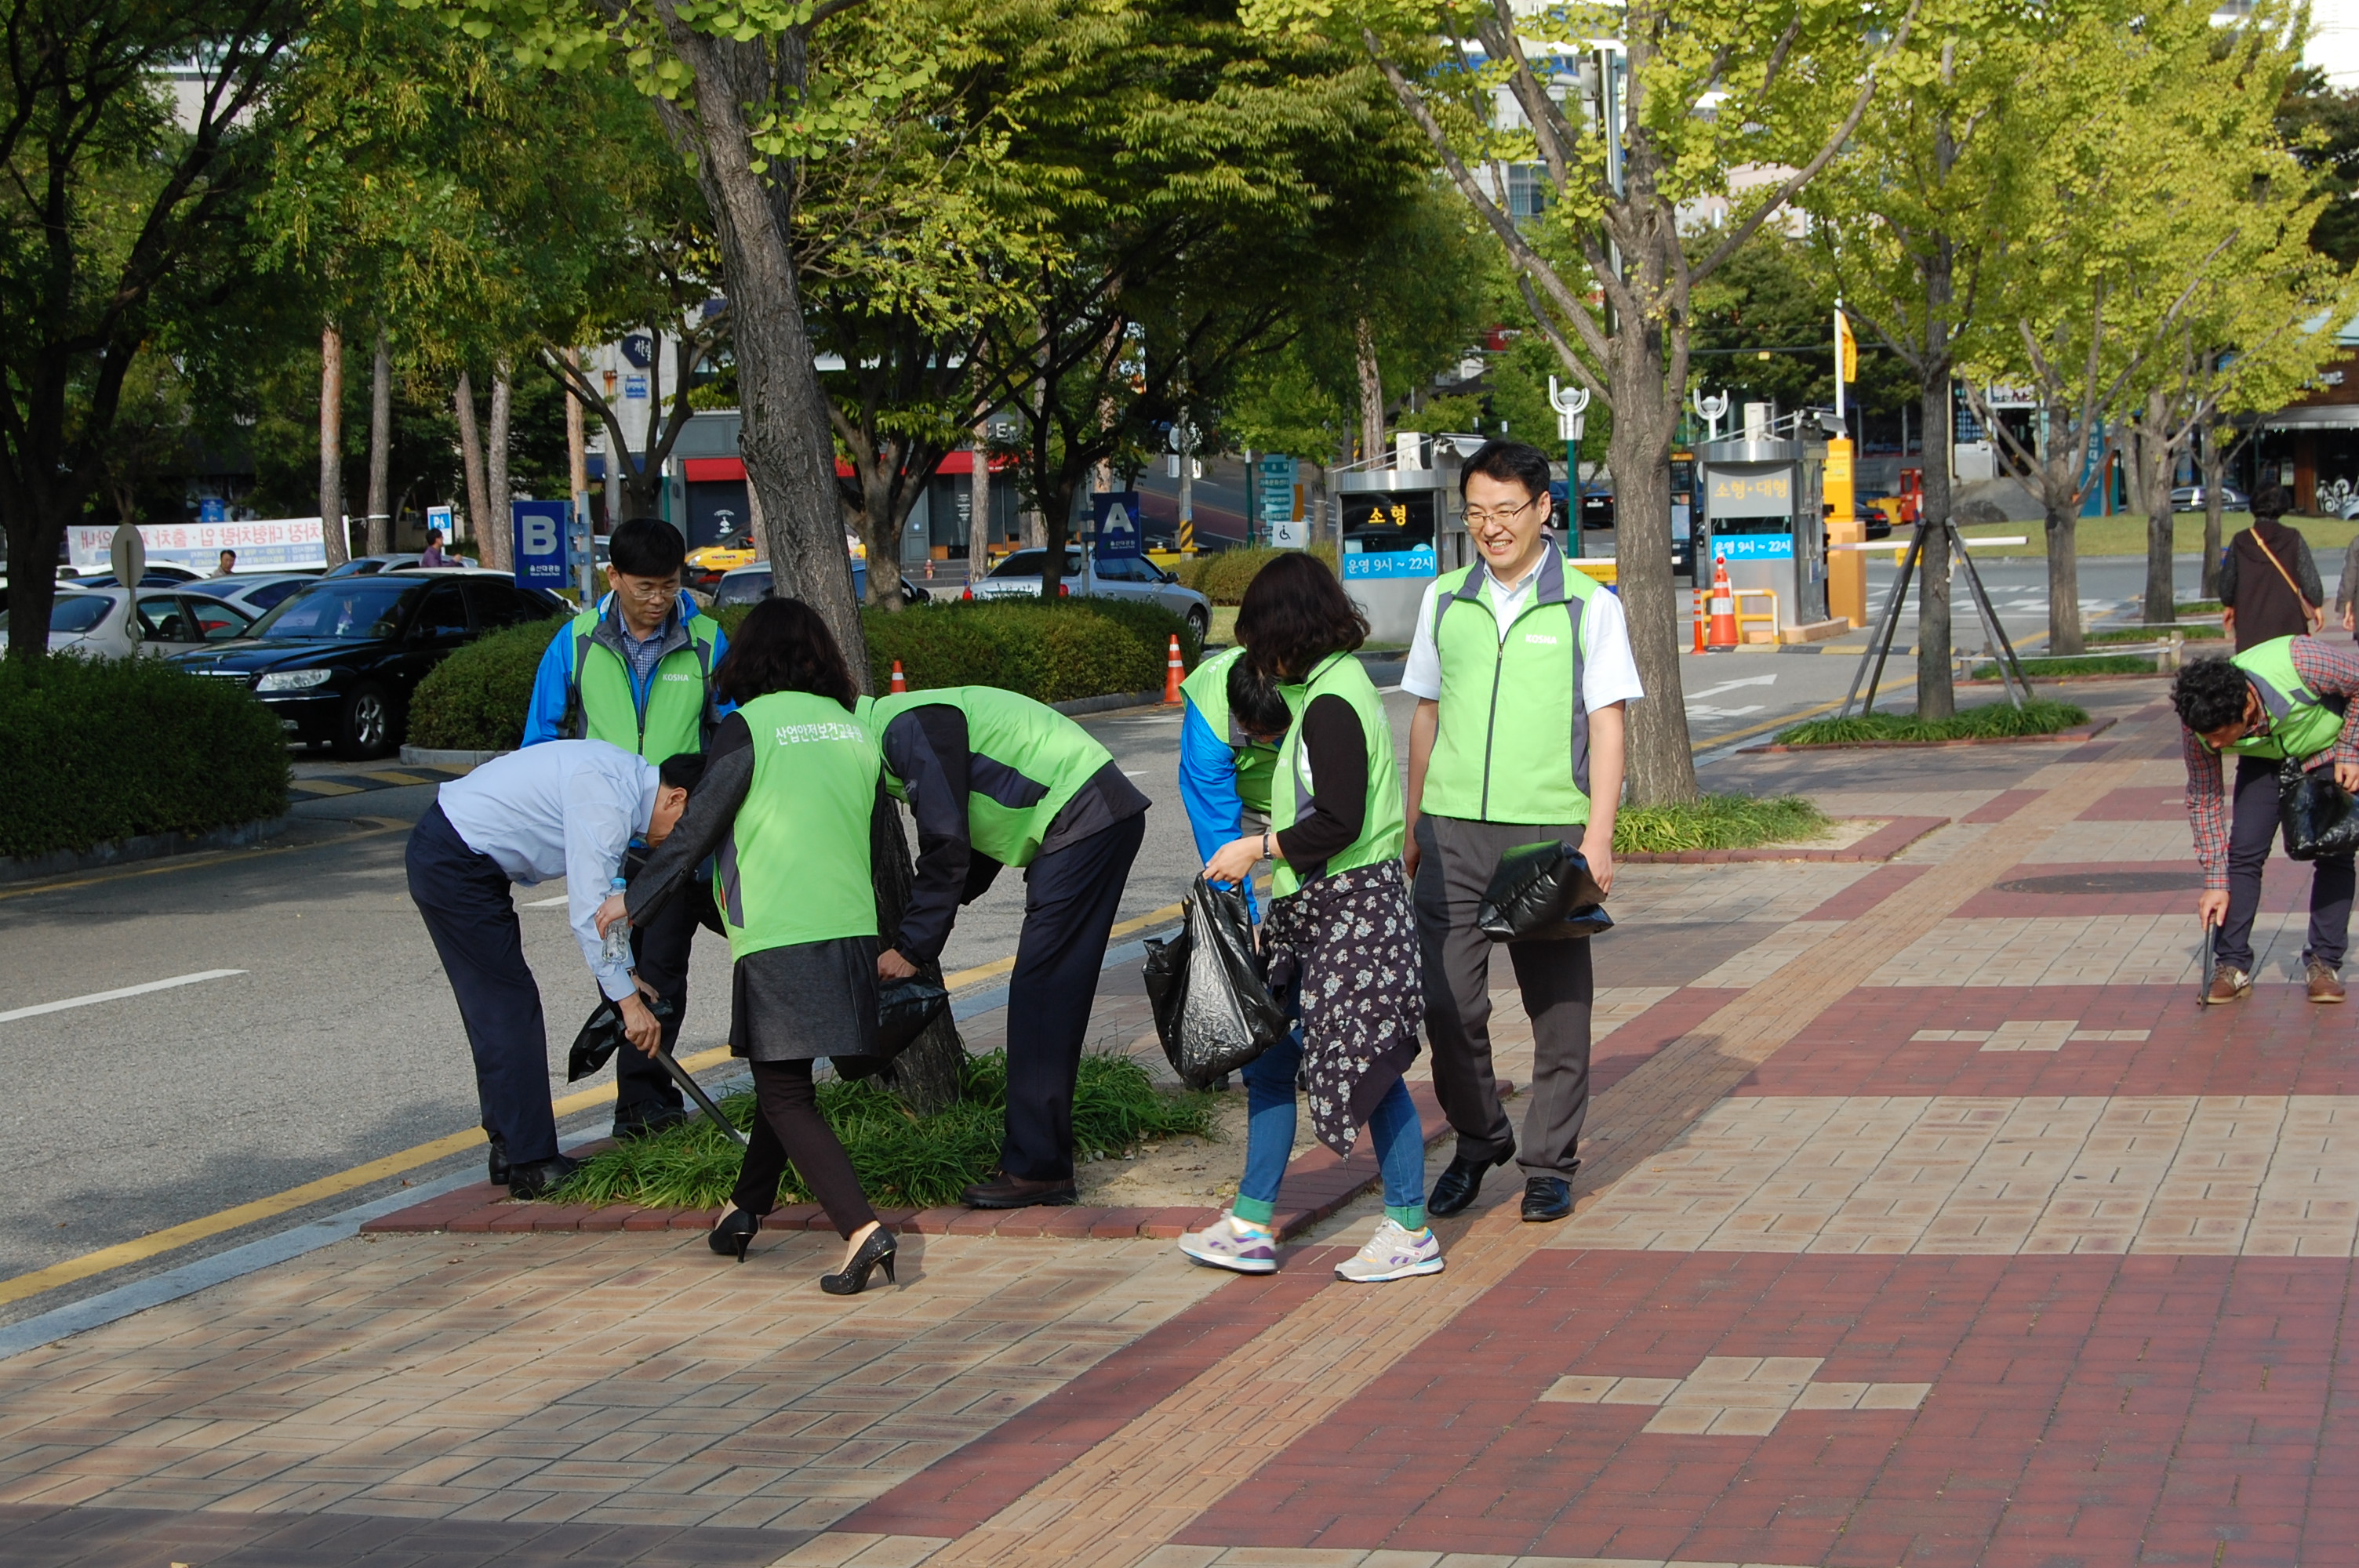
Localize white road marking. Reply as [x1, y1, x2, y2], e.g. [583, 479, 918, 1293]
[0, 970, 247, 1024]
[1686, 704, 1766, 719]
[522, 894, 570, 907]
[1687, 673, 1779, 700]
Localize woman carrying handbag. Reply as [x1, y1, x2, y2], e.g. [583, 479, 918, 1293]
[2222, 485, 2324, 653]
[1180, 554, 1437, 1283]
[604, 597, 898, 1294]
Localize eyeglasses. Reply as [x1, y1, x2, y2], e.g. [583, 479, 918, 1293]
[1464, 498, 1538, 528]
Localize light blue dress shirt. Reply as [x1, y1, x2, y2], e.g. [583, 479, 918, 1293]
[435, 739, 657, 1000]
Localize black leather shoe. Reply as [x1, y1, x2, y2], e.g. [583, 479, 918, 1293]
[486, 1132, 510, 1188]
[614, 1104, 688, 1140]
[507, 1153, 580, 1201]
[961, 1171, 1078, 1209]
[1428, 1149, 1514, 1218]
[1521, 1174, 1575, 1223]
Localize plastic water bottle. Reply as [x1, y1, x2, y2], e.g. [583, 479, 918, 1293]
[600, 876, 633, 965]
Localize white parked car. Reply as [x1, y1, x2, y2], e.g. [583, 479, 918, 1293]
[189, 572, 325, 617]
[969, 547, 1211, 641]
[5, 586, 254, 659]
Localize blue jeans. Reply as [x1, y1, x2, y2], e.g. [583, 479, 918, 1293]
[1231, 1025, 1427, 1231]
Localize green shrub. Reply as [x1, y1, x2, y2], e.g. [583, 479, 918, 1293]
[2087, 624, 2224, 645]
[1776, 699, 2089, 746]
[554, 1051, 1216, 1210]
[1969, 655, 2156, 680]
[0, 655, 289, 859]
[1614, 794, 1829, 855]
[1176, 543, 1340, 604]
[406, 619, 564, 751]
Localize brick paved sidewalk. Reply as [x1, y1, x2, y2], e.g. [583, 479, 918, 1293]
[8, 679, 2351, 1567]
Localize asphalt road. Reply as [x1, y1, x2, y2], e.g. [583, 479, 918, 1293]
[0, 551, 2199, 1327]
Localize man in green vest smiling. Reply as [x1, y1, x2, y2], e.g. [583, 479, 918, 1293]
[874, 685, 1150, 1208]
[1404, 440, 1644, 1225]
[2171, 637, 2359, 1003]
[523, 517, 729, 1134]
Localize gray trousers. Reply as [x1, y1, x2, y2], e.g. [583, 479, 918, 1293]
[1412, 814, 1594, 1179]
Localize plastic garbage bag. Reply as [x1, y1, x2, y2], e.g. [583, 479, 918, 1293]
[1144, 878, 1288, 1088]
[567, 994, 678, 1081]
[2278, 757, 2359, 862]
[1475, 840, 1614, 942]
[833, 975, 951, 1082]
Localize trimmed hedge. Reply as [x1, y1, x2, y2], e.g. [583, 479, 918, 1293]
[0, 655, 289, 859]
[406, 619, 564, 751]
[1172, 543, 1339, 605]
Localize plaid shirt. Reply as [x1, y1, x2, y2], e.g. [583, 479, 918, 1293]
[2183, 637, 2359, 888]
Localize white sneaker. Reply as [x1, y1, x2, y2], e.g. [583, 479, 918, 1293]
[1179, 1213, 1278, 1274]
[1334, 1218, 1444, 1283]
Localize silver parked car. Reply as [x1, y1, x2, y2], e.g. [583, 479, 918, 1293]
[188, 572, 326, 617]
[969, 547, 1211, 641]
[2169, 485, 2249, 513]
[712, 561, 934, 608]
[3, 586, 253, 659]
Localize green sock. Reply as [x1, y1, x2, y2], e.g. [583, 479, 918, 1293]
[1231, 1196, 1276, 1228]
[1385, 1204, 1427, 1233]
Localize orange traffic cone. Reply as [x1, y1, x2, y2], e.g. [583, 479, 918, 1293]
[1163, 634, 1184, 705]
[1707, 557, 1739, 651]
[890, 659, 907, 693]
[1692, 587, 1707, 655]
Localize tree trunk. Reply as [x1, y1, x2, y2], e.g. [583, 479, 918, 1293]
[365, 328, 392, 555]
[2045, 501, 2085, 655]
[454, 371, 492, 554]
[319, 323, 348, 568]
[485, 360, 513, 573]
[565, 347, 590, 518]
[1606, 328, 1699, 806]
[2140, 389, 2175, 625]
[869, 788, 963, 1116]
[1915, 375, 1955, 720]
[1356, 314, 1383, 463]
[2201, 423, 2226, 599]
[969, 419, 993, 580]
[2, 492, 75, 662]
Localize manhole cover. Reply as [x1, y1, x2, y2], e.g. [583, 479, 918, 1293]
[1993, 870, 2205, 895]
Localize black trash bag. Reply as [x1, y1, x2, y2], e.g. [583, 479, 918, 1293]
[1145, 878, 1289, 1088]
[1475, 840, 1614, 942]
[2279, 757, 2359, 862]
[567, 994, 678, 1081]
[834, 975, 952, 1081]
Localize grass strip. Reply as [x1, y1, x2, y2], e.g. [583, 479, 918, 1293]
[2086, 624, 2225, 645]
[1614, 794, 1830, 855]
[1776, 699, 2089, 746]
[1970, 655, 2157, 680]
[2178, 601, 2222, 615]
[554, 1051, 1216, 1211]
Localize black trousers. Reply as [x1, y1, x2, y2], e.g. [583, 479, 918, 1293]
[1000, 812, 1147, 1182]
[406, 805, 558, 1163]
[617, 884, 706, 1120]
[2215, 753, 2354, 971]
[729, 1059, 878, 1240]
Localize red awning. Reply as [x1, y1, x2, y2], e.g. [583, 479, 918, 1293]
[683, 458, 744, 482]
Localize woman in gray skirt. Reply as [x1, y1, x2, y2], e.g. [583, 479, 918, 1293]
[608, 597, 896, 1294]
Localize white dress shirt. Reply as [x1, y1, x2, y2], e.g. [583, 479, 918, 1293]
[436, 739, 657, 1000]
[1401, 539, 1645, 711]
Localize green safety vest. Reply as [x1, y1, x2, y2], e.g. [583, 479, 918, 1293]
[714, 691, 881, 960]
[1270, 652, 1405, 899]
[874, 685, 1113, 868]
[563, 603, 722, 760]
[2210, 636, 2345, 763]
[1419, 544, 1602, 825]
[1180, 646, 1285, 816]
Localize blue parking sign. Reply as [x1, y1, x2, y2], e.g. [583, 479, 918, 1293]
[513, 500, 570, 590]
[1092, 492, 1142, 559]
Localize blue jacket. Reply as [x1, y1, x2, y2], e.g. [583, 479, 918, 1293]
[1178, 691, 1258, 919]
[522, 591, 732, 748]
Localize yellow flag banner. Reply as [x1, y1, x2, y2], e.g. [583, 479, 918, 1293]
[1836, 311, 1858, 383]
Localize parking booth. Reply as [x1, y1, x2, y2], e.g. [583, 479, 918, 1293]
[1698, 434, 1826, 642]
[1333, 434, 1469, 644]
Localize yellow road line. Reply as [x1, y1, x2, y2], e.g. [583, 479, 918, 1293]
[357, 770, 431, 786]
[939, 900, 1185, 993]
[0, 1043, 738, 1309]
[0, 822, 408, 903]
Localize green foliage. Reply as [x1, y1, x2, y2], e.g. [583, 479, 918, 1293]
[1777, 700, 2091, 746]
[1172, 543, 1339, 605]
[405, 619, 562, 750]
[2086, 625, 2224, 645]
[0, 656, 289, 859]
[1970, 655, 2157, 679]
[554, 1051, 1216, 1210]
[1612, 795, 1829, 855]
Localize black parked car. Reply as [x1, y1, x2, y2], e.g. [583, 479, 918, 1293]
[168, 571, 565, 757]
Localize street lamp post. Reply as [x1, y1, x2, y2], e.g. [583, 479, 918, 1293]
[1549, 376, 1589, 536]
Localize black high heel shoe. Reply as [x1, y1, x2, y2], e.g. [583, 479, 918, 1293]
[709, 1207, 761, 1262]
[820, 1225, 898, 1294]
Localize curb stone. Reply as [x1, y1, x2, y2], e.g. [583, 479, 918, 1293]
[0, 815, 289, 886]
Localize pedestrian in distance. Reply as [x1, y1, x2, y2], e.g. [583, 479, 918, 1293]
[1180, 554, 1438, 1283]
[607, 597, 897, 1293]
[873, 684, 1150, 1208]
[420, 529, 449, 568]
[523, 517, 730, 1140]
[213, 550, 235, 577]
[2171, 637, 2359, 1004]
[1405, 438, 1642, 1224]
[2221, 485, 2323, 652]
[406, 739, 702, 1198]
